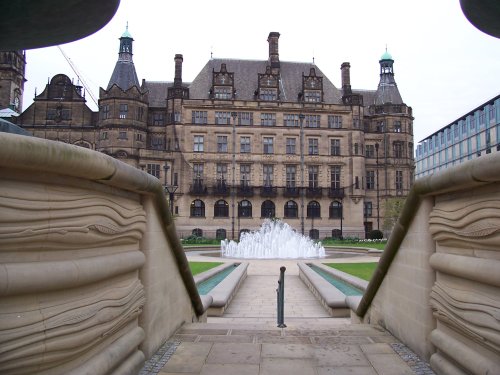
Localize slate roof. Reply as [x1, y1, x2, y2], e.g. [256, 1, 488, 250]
[143, 81, 171, 107]
[373, 73, 403, 105]
[189, 58, 343, 103]
[107, 59, 140, 91]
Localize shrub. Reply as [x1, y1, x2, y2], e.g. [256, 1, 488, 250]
[368, 229, 384, 240]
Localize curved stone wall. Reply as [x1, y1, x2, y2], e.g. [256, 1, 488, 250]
[0, 133, 205, 374]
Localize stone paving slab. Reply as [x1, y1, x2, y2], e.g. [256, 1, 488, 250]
[141, 256, 434, 375]
[145, 323, 436, 375]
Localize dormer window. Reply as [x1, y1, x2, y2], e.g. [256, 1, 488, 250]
[214, 87, 232, 100]
[302, 67, 323, 103]
[211, 63, 234, 100]
[260, 89, 277, 101]
[258, 66, 279, 102]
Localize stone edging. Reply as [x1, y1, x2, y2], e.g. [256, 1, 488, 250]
[297, 262, 349, 317]
[206, 262, 249, 316]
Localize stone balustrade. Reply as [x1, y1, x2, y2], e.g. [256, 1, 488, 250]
[0, 133, 206, 375]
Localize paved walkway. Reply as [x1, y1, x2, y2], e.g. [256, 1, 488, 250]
[141, 254, 435, 375]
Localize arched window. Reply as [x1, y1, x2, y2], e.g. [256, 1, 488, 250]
[216, 228, 227, 240]
[329, 201, 342, 219]
[332, 229, 342, 239]
[307, 201, 321, 218]
[238, 200, 252, 217]
[192, 228, 203, 237]
[284, 200, 298, 218]
[309, 229, 319, 240]
[190, 199, 205, 217]
[214, 199, 229, 217]
[261, 200, 275, 218]
[239, 229, 250, 240]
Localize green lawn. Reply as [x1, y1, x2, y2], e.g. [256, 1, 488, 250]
[321, 240, 386, 250]
[323, 262, 378, 281]
[189, 261, 223, 275]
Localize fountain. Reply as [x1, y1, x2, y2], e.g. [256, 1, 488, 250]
[221, 219, 325, 259]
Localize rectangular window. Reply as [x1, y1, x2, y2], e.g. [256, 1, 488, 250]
[393, 141, 404, 158]
[193, 135, 204, 152]
[240, 164, 251, 185]
[308, 138, 319, 155]
[353, 115, 360, 129]
[259, 89, 277, 101]
[376, 121, 385, 132]
[47, 108, 56, 120]
[214, 87, 232, 99]
[286, 138, 296, 154]
[394, 121, 402, 133]
[150, 135, 164, 150]
[216, 163, 228, 181]
[215, 111, 231, 125]
[396, 170, 403, 190]
[101, 131, 108, 140]
[101, 104, 110, 120]
[263, 164, 274, 185]
[135, 133, 143, 142]
[364, 202, 373, 217]
[305, 115, 320, 128]
[354, 143, 359, 155]
[308, 165, 319, 188]
[192, 111, 207, 124]
[217, 135, 228, 153]
[153, 112, 165, 125]
[330, 139, 341, 156]
[136, 107, 144, 121]
[193, 163, 204, 181]
[119, 104, 128, 119]
[328, 115, 342, 129]
[365, 144, 375, 158]
[286, 165, 296, 187]
[118, 131, 127, 140]
[366, 171, 375, 189]
[284, 114, 299, 127]
[238, 112, 253, 126]
[263, 137, 274, 154]
[304, 91, 321, 102]
[260, 113, 276, 126]
[240, 136, 251, 153]
[146, 163, 160, 179]
[330, 166, 341, 189]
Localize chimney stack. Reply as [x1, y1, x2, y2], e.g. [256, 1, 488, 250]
[341, 62, 352, 95]
[267, 32, 280, 73]
[174, 54, 183, 87]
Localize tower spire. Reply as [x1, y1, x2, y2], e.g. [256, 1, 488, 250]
[107, 24, 140, 90]
[374, 49, 403, 105]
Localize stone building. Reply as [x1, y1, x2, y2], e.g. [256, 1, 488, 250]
[0, 51, 26, 114]
[16, 29, 414, 240]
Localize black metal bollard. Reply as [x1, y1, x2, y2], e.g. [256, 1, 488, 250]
[277, 266, 286, 328]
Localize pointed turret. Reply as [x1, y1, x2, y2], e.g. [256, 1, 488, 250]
[374, 49, 403, 105]
[107, 25, 140, 90]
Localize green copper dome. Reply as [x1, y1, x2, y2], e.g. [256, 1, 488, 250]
[121, 25, 132, 38]
[380, 50, 393, 60]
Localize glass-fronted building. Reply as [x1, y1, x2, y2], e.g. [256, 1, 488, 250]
[416, 94, 500, 179]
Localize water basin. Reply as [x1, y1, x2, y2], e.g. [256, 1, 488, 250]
[308, 264, 363, 296]
[196, 265, 236, 295]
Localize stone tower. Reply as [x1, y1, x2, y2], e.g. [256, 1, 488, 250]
[0, 51, 26, 113]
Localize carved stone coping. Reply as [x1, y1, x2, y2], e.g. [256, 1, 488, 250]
[0, 132, 205, 316]
[356, 151, 500, 318]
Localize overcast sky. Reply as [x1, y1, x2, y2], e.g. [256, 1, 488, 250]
[23, 0, 500, 143]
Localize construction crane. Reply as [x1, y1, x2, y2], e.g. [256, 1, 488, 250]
[57, 46, 98, 107]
